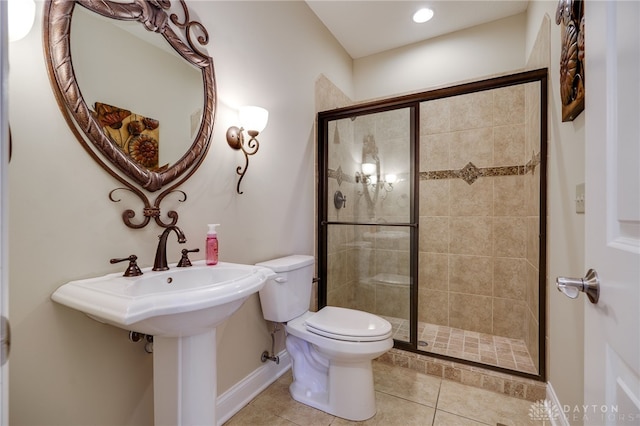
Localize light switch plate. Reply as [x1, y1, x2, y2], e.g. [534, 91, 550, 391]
[576, 183, 585, 214]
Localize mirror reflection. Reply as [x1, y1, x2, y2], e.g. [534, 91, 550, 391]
[326, 109, 412, 223]
[71, 6, 204, 171]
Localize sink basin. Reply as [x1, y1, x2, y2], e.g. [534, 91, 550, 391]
[52, 261, 274, 337]
[52, 260, 276, 425]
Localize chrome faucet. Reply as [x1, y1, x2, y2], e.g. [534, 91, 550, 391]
[153, 225, 187, 271]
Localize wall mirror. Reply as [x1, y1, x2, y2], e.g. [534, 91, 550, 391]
[43, 0, 216, 228]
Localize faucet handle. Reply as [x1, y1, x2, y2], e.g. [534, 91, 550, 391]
[110, 255, 143, 277]
[177, 248, 200, 268]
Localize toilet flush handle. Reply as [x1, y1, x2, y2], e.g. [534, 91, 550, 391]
[274, 276, 287, 283]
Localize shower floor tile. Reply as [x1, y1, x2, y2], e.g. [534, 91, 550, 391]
[383, 317, 537, 375]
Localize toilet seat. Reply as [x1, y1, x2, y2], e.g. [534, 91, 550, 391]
[304, 306, 392, 342]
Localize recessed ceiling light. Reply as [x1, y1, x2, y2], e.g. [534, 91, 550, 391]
[413, 7, 434, 24]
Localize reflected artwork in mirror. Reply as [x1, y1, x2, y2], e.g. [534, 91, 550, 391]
[93, 102, 164, 171]
[43, 0, 216, 229]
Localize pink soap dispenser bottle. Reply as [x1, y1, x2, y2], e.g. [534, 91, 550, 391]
[206, 224, 219, 265]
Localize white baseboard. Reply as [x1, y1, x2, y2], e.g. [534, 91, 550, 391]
[216, 350, 291, 426]
[547, 381, 570, 426]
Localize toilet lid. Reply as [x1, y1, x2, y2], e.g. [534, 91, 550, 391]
[305, 307, 392, 342]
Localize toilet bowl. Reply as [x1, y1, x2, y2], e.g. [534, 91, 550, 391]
[256, 255, 394, 421]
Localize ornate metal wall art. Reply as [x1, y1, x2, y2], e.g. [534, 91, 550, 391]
[556, 0, 585, 122]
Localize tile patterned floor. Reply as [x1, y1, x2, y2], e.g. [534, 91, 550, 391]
[384, 317, 537, 374]
[223, 361, 541, 425]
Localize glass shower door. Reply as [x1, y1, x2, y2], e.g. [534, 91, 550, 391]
[318, 70, 547, 379]
[319, 106, 416, 344]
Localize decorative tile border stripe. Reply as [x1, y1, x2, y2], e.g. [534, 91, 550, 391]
[327, 166, 354, 186]
[328, 152, 541, 186]
[421, 151, 542, 185]
[420, 163, 524, 185]
[377, 348, 547, 403]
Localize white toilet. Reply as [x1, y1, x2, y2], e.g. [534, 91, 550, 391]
[256, 254, 393, 421]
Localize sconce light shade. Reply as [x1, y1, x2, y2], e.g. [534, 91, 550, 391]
[239, 106, 269, 135]
[361, 162, 376, 176]
[8, 0, 36, 42]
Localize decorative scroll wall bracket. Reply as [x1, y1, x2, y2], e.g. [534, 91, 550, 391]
[109, 188, 187, 229]
[227, 129, 260, 195]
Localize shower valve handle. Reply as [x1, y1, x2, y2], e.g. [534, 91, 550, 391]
[334, 191, 347, 209]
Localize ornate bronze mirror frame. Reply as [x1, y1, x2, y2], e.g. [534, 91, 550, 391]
[43, 0, 216, 228]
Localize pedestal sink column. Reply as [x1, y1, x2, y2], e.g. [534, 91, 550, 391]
[153, 329, 217, 426]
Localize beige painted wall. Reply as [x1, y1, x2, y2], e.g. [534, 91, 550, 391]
[526, 2, 586, 421]
[353, 13, 527, 100]
[8, 1, 351, 424]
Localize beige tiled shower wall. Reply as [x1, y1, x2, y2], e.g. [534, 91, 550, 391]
[326, 108, 413, 319]
[418, 84, 540, 371]
[321, 75, 541, 372]
[524, 82, 541, 370]
[316, 75, 354, 312]
[325, 116, 358, 309]
[351, 110, 412, 318]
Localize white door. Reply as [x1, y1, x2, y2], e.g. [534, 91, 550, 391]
[0, 1, 8, 424]
[583, 0, 640, 425]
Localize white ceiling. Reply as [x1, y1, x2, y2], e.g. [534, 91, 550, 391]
[305, 1, 530, 59]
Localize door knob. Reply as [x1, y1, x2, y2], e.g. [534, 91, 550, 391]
[556, 269, 600, 304]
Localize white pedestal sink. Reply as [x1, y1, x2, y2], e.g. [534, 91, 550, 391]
[52, 261, 275, 426]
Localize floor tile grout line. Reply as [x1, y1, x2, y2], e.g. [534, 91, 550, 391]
[373, 388, 440, 410]
[435, 407, 495, 425]
[431, 379, 443, 426]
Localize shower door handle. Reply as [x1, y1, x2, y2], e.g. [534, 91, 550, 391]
[1, 316, 9, 366]
[556, 269, 600, 304]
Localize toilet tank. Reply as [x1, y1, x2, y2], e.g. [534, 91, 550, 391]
[256, 255, 315, 323]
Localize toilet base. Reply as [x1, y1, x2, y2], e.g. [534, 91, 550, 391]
[283, 310, 393, 421]
[289, 358, 377, 421]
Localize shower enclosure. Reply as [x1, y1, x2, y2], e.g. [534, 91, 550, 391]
[317, 70, 547, 380]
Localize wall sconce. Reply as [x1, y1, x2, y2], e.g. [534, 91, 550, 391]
[370, 173, 396, 195]
[382, 173, 397, 192]
[355, 162, 376, 184]
[8, 0, 36, 42]
[355, 163, 395, 193]
[226, 106, 269, 194]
